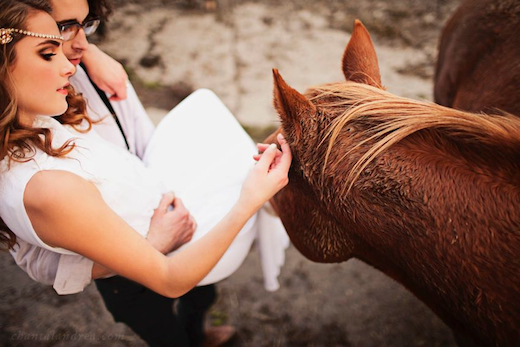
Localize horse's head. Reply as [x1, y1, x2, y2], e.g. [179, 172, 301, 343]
[268, 19, 520, 266]
[265, 17, 520, 345]
[266, 20, 388, 262]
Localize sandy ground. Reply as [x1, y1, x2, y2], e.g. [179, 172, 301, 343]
[102, 0, 450, 128]
[1, 0, 464, 346]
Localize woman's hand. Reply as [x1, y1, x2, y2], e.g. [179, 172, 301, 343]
[82, 44, 129, 101]
[239, 133, 291, 213]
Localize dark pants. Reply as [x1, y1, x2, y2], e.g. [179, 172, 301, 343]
[95, 276, 216, 347]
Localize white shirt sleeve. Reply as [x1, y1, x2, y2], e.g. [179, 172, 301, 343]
[122, 83, 155, 159]
[10, 238, 94, 294]
[53, 254, 94, 295]
[10, 239, 60, 285]
[70, 66, 155, 159]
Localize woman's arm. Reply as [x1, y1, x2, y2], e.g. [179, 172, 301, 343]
[24, 135, 290, 298]
[92, 194, 196, 279]
[10, 191, 196, 287]
[25, 170, 171, 294]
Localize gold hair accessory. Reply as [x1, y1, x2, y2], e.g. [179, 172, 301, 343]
[0, 28, 64, 45]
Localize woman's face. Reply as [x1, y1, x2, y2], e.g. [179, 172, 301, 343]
[10, 11, 75, 125]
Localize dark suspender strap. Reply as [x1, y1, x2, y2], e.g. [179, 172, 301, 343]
[79, 62, 130, 150]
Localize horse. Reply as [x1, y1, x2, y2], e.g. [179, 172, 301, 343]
[434, 0, 520, 117]
[265, 20, 520, 346]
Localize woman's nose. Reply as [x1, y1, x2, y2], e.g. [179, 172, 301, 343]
[61, 54, 76, 77]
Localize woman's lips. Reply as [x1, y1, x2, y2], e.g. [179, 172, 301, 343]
[57, 83, 69, 95]
[69, 58, 81, 65]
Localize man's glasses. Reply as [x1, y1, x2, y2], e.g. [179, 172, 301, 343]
[57, 18, 101, 41]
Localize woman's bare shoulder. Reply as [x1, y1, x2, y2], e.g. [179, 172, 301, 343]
[24, 170, 100, 212]
[23, 170, 105, 248]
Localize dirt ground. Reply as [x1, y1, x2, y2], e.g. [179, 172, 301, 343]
[1, 0, 464, 346]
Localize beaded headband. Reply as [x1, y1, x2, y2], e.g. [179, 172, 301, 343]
[0, 28, 64, 45]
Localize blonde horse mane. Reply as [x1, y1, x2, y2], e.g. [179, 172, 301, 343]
[309, 82, 520, 194]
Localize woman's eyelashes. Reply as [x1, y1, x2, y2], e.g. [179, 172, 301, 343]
[41, 53, 56, 61]
[39, 50, 57, 61]
[38, 46, 59, 61]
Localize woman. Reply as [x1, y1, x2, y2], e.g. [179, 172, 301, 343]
[0, 0, 290, 299]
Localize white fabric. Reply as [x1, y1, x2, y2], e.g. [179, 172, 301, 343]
[8, 67, 154, 294]
[256, 204, 290, 291]
[70, 65, 155, 158]
[54, 254, 95, 295]
[0, 116, 165, 254]
[144, 89, 289, 288]
[8, 242, 92, 294]
[9, 240, 59, 286]
[4, 87, 289, 293]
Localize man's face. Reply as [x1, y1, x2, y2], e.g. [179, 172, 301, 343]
[51, 0, 90, 65]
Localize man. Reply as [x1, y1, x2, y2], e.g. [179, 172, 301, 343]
[10, 0, 235, 345]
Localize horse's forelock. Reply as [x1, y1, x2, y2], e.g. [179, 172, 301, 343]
[306, 82, 520, 194]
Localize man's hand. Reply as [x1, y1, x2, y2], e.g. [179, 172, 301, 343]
[147, 192, 197, 254]
[82, 44, 129, 101]
[93, 193, 195, 279]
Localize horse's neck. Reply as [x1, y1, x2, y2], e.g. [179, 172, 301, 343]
[339, 141, 520, 264]
[353, 235, 472, 338]
[333, 142, 520, 343]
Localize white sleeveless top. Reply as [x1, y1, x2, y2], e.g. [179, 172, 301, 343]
[1, 89, 289, 290]
[0, 116, 165, 255]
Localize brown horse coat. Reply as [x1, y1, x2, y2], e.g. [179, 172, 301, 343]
[267, 20, 520, 346]
[434, 0, 520, 116]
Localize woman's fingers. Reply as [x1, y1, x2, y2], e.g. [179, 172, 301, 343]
[254, 133, 291, 168]
[275, 133, 292, 172]
[255, 133, 291, 164]
[255, 144, 279, 171]
[254, 143, 270, 161]
[239, 134, 292, 211]
[257, 143, 270, 151]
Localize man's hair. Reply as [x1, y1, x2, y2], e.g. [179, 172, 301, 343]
[87, 0, 112, 38]
[87, 0, 113, 21]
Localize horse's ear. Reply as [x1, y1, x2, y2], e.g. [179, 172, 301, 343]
[273, 69, 316, 141]
[342, 20, 383, 88]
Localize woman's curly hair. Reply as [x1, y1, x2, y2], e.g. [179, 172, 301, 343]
[0, 0, 93, 250]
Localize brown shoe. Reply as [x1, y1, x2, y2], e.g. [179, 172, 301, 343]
[203, 325, 236, 347]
